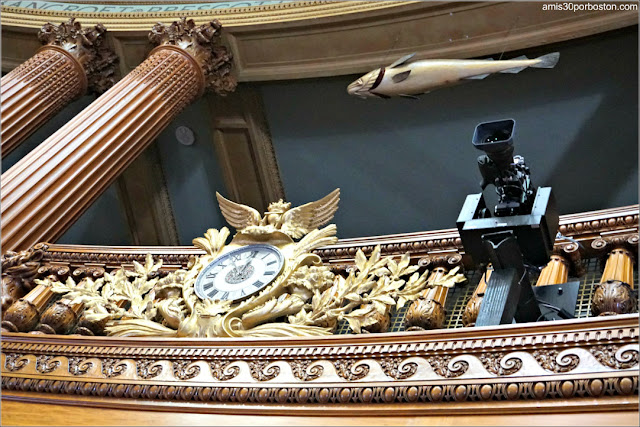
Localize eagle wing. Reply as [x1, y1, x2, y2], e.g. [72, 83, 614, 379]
[280, 188, 340, 239]
[216, 192, 262, 230]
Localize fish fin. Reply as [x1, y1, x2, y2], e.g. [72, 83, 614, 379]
[500, 66, 527, 74]
[399, 94, 419, 100]
[392, 70, 411, 83]
[370, 92, 391, 99]
[511, 55, 528, 60]
[465, 73, 491, 80]
[531, 52, 560, 68]
[389, 53, 416, 68]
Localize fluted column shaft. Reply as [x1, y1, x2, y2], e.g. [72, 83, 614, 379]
[1, 47, 86, 154]
[1, 46, 204, 251]
[536, 254, 570, 287]
[0, 19, 116, 157]
[601, 248, 634, 289]
[1, 18, 236, 252]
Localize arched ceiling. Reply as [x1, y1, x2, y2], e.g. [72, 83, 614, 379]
[1, 1, 637, 81]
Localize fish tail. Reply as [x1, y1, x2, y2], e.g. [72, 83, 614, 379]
[530, 52, 560, 69]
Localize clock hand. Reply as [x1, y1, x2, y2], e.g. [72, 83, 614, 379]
[239, 251, 258, 275]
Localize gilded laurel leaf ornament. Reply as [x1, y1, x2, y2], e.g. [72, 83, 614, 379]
[533, 350, 580, 373]
[479, 352, 523, 376]
[27, 191, 446, 338]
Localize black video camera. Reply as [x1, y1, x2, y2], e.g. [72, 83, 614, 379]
[472, 119, 534, 217]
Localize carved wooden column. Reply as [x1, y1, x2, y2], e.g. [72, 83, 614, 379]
[405, 254, 465, 330]
[535, 244, 583, 287]
[592, 247, 637, 316]
[1, 18, 236, 252]
[462, 264, 493, 327]
[1, 18, 117, 156]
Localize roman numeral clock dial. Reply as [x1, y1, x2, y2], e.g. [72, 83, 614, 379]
[194, 244, 285, 302]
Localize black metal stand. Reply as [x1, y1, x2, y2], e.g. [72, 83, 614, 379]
[474, 231, 541, 326]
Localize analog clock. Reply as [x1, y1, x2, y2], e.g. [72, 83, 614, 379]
[194, 244, 285, 302]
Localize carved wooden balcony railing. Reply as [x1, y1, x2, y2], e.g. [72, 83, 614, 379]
[1, 205, 638, 425]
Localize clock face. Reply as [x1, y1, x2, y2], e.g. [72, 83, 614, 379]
[194, 244, 285, 302]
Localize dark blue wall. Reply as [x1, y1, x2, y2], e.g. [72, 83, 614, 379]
[261, 28, 638, 238]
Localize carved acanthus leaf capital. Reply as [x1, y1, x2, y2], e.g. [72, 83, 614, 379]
[38, 18, 118, 94]
[149, 17, 237, 96]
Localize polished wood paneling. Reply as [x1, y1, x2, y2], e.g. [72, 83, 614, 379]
[2, 399, 638, 426]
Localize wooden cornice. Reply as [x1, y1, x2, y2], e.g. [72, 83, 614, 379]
[1, 314, 638, 415]
[2, 1, 638, 80]
[32, 204, 639, 272]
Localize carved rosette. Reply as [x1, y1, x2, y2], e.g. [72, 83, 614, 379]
[101, 359, 128, 378]
[592, 280, 637, 316]
[173, 360, 201, 380]
[248, 361, 280, 381]
[136, 360, 163, 379]
[290, 359, 324, 381]
[209, 360, 240, 381]
[479, 352, 523, 376]
[4, 354, 29, 372]
[68, 357, 93, 376]
[333, 360, 370, 381]
[148, 17, 236, 96]
[379, 357, 418, 380]
[427, 356, 469, 378]
[35, 355, 60, 374]
[590, 345, 639, 370]
[533, 350, 580, 373]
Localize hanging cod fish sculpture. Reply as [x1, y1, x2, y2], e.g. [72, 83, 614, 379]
[347, 52, 560, 99]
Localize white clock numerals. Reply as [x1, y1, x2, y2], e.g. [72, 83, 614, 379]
[194, 244, 284, 302]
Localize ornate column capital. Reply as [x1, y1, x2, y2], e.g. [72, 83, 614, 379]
[148, 17, 237, 96]
[38, 17, 118, 94]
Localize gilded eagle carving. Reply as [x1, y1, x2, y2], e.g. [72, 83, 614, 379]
[215, 189, 340, 239]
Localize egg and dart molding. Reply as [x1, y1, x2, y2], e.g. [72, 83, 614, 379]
[35, 51, 562, 338]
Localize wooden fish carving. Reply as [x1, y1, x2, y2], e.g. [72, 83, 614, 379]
[347, 52, 559, 99]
